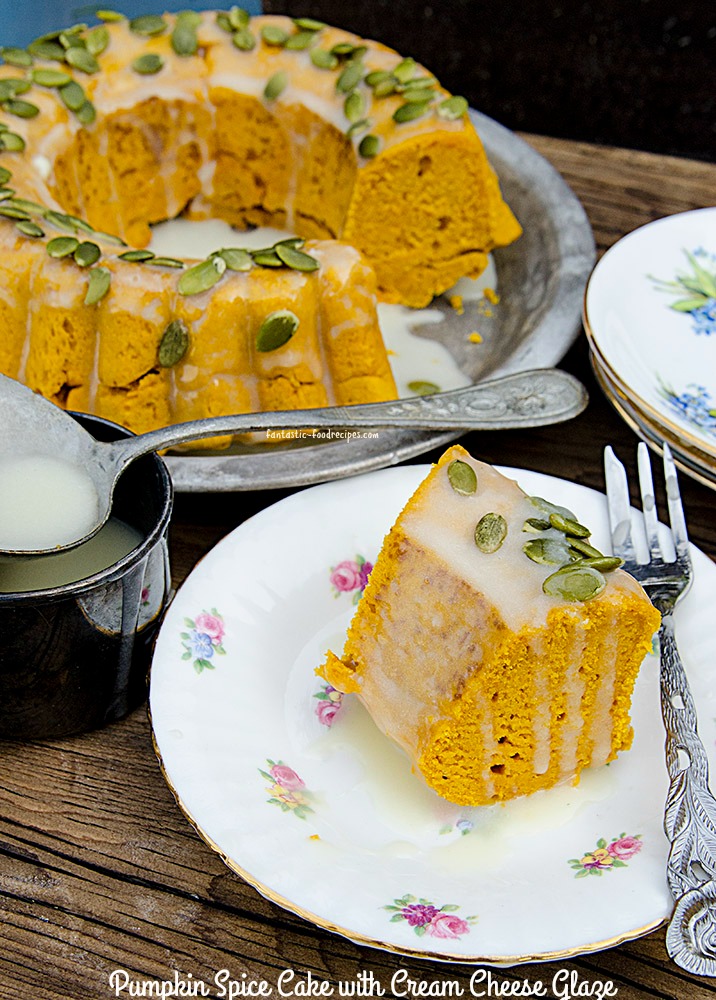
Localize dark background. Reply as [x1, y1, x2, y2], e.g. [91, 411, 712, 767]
[264, 0, 716, 163]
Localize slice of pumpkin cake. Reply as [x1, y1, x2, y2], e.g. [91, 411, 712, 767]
[320, 445, 660, 807]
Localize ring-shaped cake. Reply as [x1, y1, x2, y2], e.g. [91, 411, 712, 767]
[0, 10, 521, 437]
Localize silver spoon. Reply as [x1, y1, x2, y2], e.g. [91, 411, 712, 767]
[0, 368, 587, 556]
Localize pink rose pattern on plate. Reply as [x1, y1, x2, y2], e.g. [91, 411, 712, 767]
[569, 833, 643, 877]
[313, 683, 344, 727]
[384, 895, 477, 939]
[330, 555, 373, 605]
[180, 609, 226, 674]
[260, 759, 313, 820]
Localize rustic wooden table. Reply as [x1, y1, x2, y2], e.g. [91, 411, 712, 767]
[1, 136, 715, 1000]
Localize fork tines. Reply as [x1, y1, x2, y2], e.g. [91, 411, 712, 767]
[604, 442, 692, 580]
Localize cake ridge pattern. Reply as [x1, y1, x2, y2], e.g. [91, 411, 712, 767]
[0, 10, 521, 436]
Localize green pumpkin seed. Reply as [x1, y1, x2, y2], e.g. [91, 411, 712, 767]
[542, 565, 606, 602]
[92, 230, 126, 246]
[346, 117, 371, 138]
[0, 167, 11, 184]
[401, 75, 437, 91]
[528, 496, 577, 521]
[523, 517, 551, 533]
[0, 132, 25, 152]
[59, 80, 86, 111]
[16, 220, 44, 237]
[331, 42, 358, 57]
[158, 318, 190, 366]
[118, 248, 155, 262]
[74, 241, 100, 267]
[365, 69, 392, 87]
[28, 40, 65, 61]
[568, 538, 603, 559]
[0, 205, 30, 220]
[372, 78, 397, 98]
[251, 248, 282, 267]
[59, 30, 86, 50]
[178, 255, 226, 294]
[32, 68, 72, 87]
[264, 71, 287, 101]
[85, 265, 111, 305]
[285, 31, 316, 51]
[336, 59, 364, 94]
[150, 256, 184, 268]
[96, 10, 124, 22]
[228, 6, 250, 29]
[132, 53, 164, 75]
[293, 17, 325, 31]
[47, 235, 79, 258]
[216, 12, 233, 32]
[76, 100, 96, 125]
[522, 537, 575, 566]
[261, 25, 289, 46]
[7, 197, 44, 214]
[0, 189, 13, 202]
[217, 247, 252, 271]
[574, 555, 624, 573]
[85, 25, 110, 56]
[437, 95, 469, 121]
[4, 99, 40, 119]
[129, 14, 167, 36]
[273, 237, 305, 249]
[408, 380, 440, 396]
[274, 243, 319, 271]
[172, 14, 199, 56]
[393, 57, 416, 83]
[447, 458, 477, 495]
[358, 134, 380, 158]
[475, 512, 508, 553]
[0, 79, 32, 100]
[310, 48, 338, 70]
[65, 47, 100, 74]
[393, 100, 431, 123]
[255, 309, 299, 352]
[548, 512, 591, 538]
[232, 29, 256, 51]
[398, 86, 434, 104]
[344, 90, 364, 122]
[1, 48, 33, 68]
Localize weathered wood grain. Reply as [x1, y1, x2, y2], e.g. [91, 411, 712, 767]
[1, 137, 715, 1000]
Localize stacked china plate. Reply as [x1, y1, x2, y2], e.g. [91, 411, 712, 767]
[584, 207, 716, 490]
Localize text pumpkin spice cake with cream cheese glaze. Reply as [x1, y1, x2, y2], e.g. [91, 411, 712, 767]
[320, 446, 662, 807]
[0, 10, 521, 438]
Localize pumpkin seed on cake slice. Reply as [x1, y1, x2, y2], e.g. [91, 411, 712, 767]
[0, 132, 26, 151]
[232, 29, 256, 51]
[408, 380, 440, 396]
[542, 564, 607, 602]
[1, 48, 33, 68]
[171, 11, 201, 56]
[158, 318, 190, 366]
[132, 53, 164, 75]
[84, 265, 111, 305]
[73, 240, 101, 267]
[16, 220, 44, 238]
[474, 512, 508, 553]
[129, 14, 167, 36]
[522, 537, 576, 566]
[47, 235, 79, 258]
[216, 247, 253, 271]
[31, 68, 72, 87]
[274, 243, 319, 271]
[255, 310, 299, 352]
[118, 248, 156, 262]
[358, 134, 380, 158]
[447, 458, 477, 495]
[178, 255, 226, 295]
[85, 25, 110, 57]
[437, 95, 469, 120]
[263, 71, 287, 101]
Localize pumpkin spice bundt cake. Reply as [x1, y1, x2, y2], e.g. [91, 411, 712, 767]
[320, 446, 661, 807]
[0, 10, 520, 436]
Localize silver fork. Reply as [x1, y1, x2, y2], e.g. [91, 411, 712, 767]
[605, 441, 716, 976]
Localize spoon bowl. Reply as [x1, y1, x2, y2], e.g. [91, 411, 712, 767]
[0, 368, 588, 556]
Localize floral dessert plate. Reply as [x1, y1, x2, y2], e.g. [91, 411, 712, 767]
[584, 208, 716, 463]
[149, 464, 716, 965]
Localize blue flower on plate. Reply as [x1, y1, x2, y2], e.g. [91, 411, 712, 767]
[658, 380, 716, 439]
[691, 298, 716, 336]
[189, 630, 214, 660]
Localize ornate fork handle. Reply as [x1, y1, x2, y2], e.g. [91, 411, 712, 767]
[657, 601, 716, 975]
